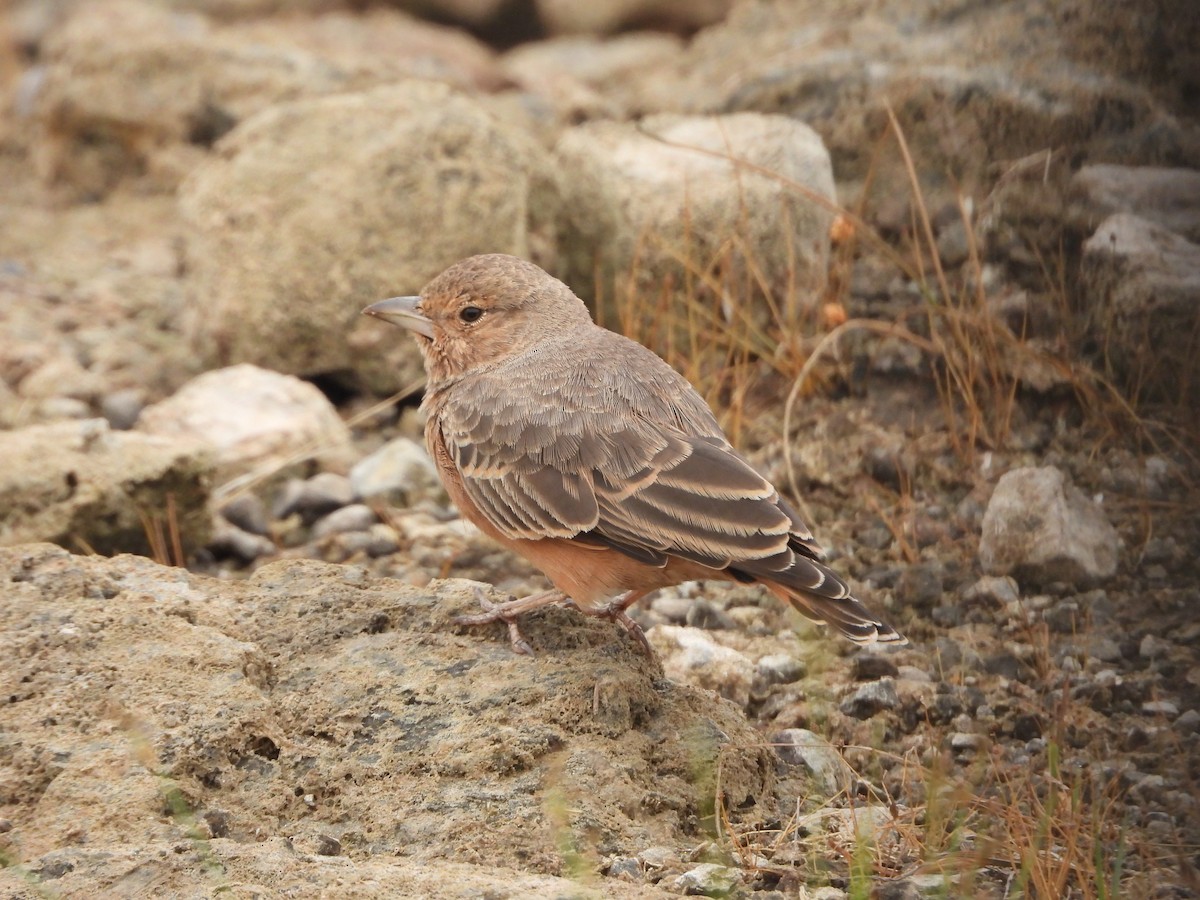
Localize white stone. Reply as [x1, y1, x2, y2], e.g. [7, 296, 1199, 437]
[138, 364, 352, 474]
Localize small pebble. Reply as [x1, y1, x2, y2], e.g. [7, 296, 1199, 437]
[101, 388, 145, 430]
[840, 678, 899, 718]
[209, 520, 275, 563]
[756, 654, 805, 686]
[1142, 700, 1179, 719]
[274, 472, 355, 520]
[219, 494, 271, 536]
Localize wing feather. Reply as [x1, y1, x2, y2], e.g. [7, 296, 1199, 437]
[431, 328, 824, 574]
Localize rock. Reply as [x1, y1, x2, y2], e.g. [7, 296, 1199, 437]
[537, 0, 733, 36]
[773, 728, 854, 795]
[1082, 212, 1200, 405]
[310, 503, 378, 540]
[1139, 633, 1173, 660]
[273, 473, 356, 522]
[502, 32, 683, 120]
[949, 732, 990, 756]
[649, 625, 755, 707]
[675, 862, 738, 896]
[755, 654, 805, 686]
[684, 598, 735, 630]
[1071, 165, 1200, 243]
[1142, 700, 1179, 719]
[180, 82, 561, 391]
[0, 547, 773, 893]
[228, 9, 503, 92]
[963, 575, 1020, 607]
[349, 437, 440, 502]
[850, 654, 899, 682]
[979, 466, 1120, 589]
[840, 678, 899, 719]
[100, 387, 146, 430]
[0, 420, 212, 556]
[218, 493, 270, 536]
[894, 562, 943, 610]
[606, 856, 641, 879]
[138, 365, 354, 476]
[553, 113, 835, 331]
[28, 1, 505, 198]
[208, 519, 275, 563]
[1173, 709, 1200, 734]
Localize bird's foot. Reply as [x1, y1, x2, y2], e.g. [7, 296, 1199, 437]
[454, 587, 565, 656]
[561, 592, 657, 657]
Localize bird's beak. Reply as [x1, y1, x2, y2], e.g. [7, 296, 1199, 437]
[361, 296, 434, 339]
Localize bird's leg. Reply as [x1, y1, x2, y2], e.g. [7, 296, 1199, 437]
[454, 587, 566, 655]
[570, 590, 654, 656]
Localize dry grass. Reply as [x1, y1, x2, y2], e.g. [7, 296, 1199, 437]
[604, 107, 1182, 469]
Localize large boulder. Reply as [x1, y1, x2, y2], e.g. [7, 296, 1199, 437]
[0, 420, 213, 557]
[180, 81, 562, 391]
[554, 113, 835, 331]
[0, 545, 775, 894]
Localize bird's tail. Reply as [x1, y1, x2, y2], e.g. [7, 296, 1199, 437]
[763, 581, 906, 645]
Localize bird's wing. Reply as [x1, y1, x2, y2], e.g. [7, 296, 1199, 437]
[434, 333, 827, 577]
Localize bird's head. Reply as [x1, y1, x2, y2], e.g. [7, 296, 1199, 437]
[363, 254, 593, 382]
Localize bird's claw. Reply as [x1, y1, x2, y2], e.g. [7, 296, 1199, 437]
[452, 587, 537, 655]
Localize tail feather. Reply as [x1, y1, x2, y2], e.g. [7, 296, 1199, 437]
[763, 581, 906, 646]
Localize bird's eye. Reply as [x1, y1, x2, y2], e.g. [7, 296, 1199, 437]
[459, 306, 483, 324]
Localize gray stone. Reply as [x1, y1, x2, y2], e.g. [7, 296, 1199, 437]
[979, 466, 1120, 588]
[1139, 634, 1173, 659]
[773, 728, 853, 795]
[840, 677, 899, 719]
[895, 563, 943, 609]
[963, 574, 1020, 606]
[674, 862, 738, 896]
[218, 493, 270, 536]
[310, 504, 378, 540]
[100, 388, 145, 430]
[1173, 709, 1200, 734]
[349, 437, 440, 502]
[209, 519, 275, 563]
[274, 473, 355, 521]
[648, 625, 754, 707]
[605, 856, 641, 879]
[1141, 700, 1179, 719]
[756, 654, 805, 686]
[1082, 213, 1200, 404]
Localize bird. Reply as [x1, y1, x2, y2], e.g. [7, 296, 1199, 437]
[363, 253, 904, 655]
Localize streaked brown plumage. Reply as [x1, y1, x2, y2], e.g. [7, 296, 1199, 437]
[364, 253, 903, 654]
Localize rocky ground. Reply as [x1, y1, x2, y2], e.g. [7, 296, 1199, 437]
[1, 0, 1198, 897]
